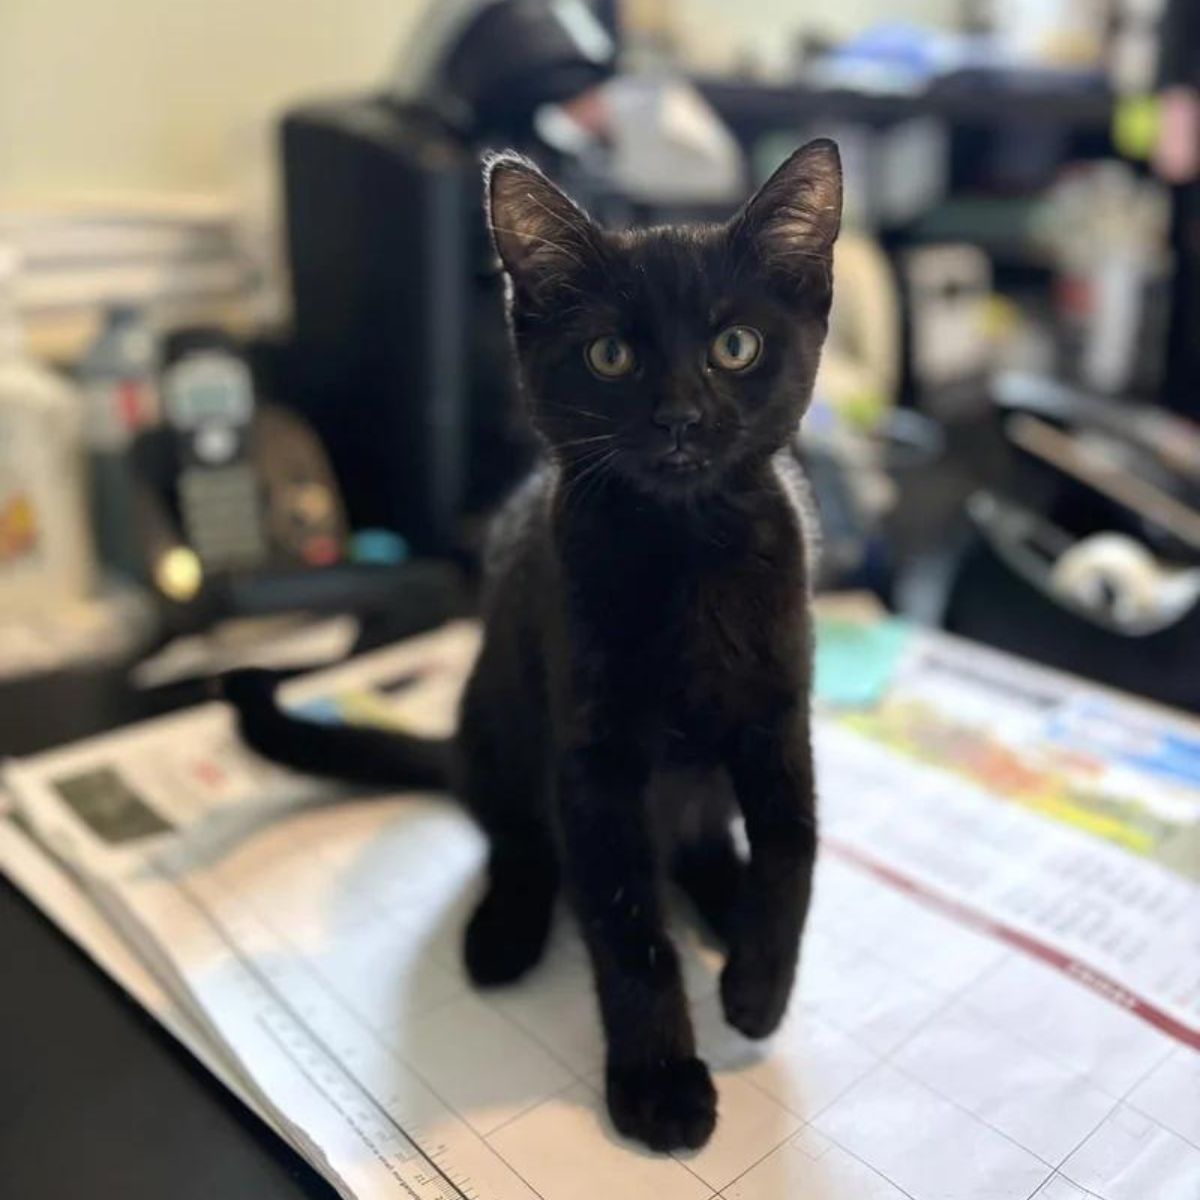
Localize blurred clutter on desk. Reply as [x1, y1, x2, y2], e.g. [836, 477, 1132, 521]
[1, 0, 1199, 713]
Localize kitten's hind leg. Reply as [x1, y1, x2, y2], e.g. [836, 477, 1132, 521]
[457, 656, 558, 987]
[464, 838, 557, 986]
[672, 826, 745, 948]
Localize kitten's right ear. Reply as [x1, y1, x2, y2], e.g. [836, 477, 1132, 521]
[485, 152, 600, 297]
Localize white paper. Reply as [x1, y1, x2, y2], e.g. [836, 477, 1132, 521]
[130, 614, 360, 690]
[4, 621, 1198, 1200]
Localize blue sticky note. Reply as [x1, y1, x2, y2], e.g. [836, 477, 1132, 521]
[814, 616, 912, 708]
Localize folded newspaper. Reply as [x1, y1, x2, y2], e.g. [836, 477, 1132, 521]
[3, 621, 1198, 1200]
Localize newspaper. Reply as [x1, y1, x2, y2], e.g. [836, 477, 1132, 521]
[3, 620, 1198, 1200]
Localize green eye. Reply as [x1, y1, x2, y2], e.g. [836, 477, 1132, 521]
[710, 325, 763, 372]
[586, 335, 635, 379]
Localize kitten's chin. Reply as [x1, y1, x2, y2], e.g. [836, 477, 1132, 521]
[628, 455, 721, 501]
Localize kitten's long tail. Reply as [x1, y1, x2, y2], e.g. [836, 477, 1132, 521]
[223, 670, 453, 791]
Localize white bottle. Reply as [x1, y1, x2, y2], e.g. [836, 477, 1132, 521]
[0, 246, 93, 615]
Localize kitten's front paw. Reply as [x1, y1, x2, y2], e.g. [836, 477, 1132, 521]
[720, 949, 793, 1040]
[606, 1056, 717, 1152]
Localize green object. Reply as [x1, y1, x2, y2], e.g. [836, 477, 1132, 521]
[814, 616, 912, 709]
[842, 387, 888, 432]
[1114, 95, 1160, 162]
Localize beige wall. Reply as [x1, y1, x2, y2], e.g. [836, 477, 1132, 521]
[0, 0, 424, 198]
[674, 0, 961, 73]
[0, 0, 959, 200]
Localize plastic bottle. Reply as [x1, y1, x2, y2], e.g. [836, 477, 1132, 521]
[0, 247, 93, 614]
[78, 304, 158, 578]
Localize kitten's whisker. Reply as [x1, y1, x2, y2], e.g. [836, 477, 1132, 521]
[556, 433, 616, 451]
[578, 452, 619, 509]
[545, 404, 612, 424]
[557, 441, 617, 467]
[559, 446, 620, 510]
[557, 452, 614, 493]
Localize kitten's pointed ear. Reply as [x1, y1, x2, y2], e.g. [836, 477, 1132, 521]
[729, 138, 843, 293]
[485, 153, 600, 298]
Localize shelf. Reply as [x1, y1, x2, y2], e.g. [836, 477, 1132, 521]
[694, 73, 1114, 137]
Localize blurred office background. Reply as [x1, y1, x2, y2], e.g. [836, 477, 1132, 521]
[3, 0, 1200, 718]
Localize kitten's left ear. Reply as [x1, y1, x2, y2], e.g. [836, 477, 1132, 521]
[485, 152, 601, 300]
[729, 138, 843, 290]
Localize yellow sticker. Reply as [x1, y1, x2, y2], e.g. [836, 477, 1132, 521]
[1114, 95, 1161, 162]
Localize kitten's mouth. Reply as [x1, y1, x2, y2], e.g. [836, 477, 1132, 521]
[625, 446, 718, 497]
[657, 448, 708, 476]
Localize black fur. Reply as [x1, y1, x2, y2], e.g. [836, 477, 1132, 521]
[229, 141, 842, 1152]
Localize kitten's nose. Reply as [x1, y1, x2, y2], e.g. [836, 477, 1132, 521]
[653, 404, 701, 443]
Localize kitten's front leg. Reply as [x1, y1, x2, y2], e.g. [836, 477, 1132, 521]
[559, 740, 717, 1151]
[721, 706, 817, 1039]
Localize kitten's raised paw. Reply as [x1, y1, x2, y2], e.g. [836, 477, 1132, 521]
[463, 886, 552, 987]
[606, 1056, 717, 1152]
[720, 951, 792, 1040]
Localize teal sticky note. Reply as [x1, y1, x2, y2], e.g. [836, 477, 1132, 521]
[814, 617, 912, 708]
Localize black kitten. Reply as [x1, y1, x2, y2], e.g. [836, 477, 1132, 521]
[230, 140, 842, 1152]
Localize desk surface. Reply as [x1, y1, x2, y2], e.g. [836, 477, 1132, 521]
[0, 425, 998, 1198]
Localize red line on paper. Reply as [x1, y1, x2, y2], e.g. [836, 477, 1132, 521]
[823, 837, 1200, 1052]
